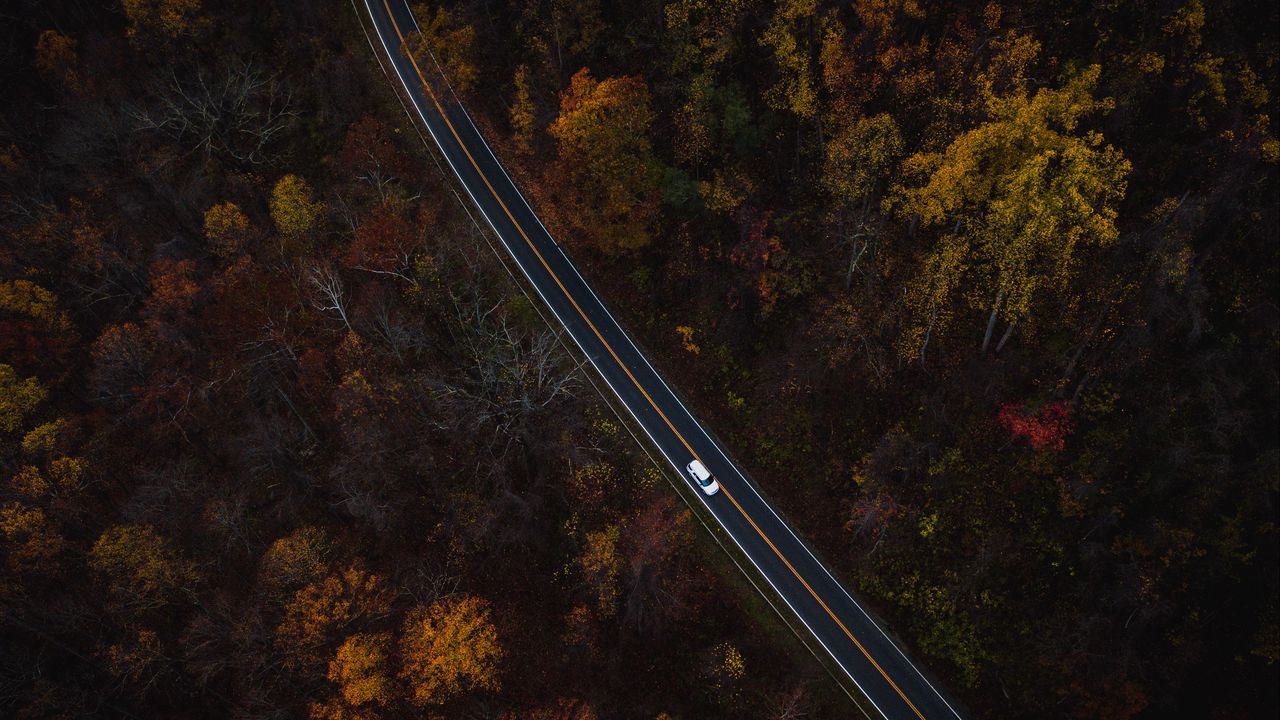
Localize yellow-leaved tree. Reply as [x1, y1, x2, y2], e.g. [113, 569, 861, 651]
[892, 53, 1130, 361]
[89, 524, 198, 609]
[203, 201, 251, 258]
[405, 5, 477, 94]
[549, 69, 659, 254]
[0, 364, 47, 434]
[510, 65, 535, 155]
[399, 594, 503, 705]
[822, 113, 904, 286]
[579, 524, 621, 615]
[270, 175, 324, 247]
[760, 0, 820, 119]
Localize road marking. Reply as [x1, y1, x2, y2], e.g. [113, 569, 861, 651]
[375, 4, 928, 717]
[717, 484, 924, 718]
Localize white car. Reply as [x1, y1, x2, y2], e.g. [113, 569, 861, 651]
[685, 459, 720, 496]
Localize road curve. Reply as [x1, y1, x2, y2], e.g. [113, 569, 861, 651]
[361, 1, 963, 717]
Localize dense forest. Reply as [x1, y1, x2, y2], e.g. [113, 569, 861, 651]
[0, 0, 1276, 718]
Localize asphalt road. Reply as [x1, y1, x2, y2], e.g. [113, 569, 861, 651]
[362, 1, 963, 717]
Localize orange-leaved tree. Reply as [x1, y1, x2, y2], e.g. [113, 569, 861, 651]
[275, 561, 391, 671]
[328, 632, 393, 707]
[549, 69, 660, 254]
[399, 594, 503, 705]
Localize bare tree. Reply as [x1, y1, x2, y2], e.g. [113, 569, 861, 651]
[435, 287, 581, 442]
[133, 61, 295, 166]
[306, 262, 352, 333]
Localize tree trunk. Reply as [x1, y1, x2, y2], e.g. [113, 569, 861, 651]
[995, 320, 1017, 353]
[920, 308, 938, 369]
[981, 288, 1004, 354]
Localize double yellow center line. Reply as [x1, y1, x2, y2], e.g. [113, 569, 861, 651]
[377, 4, 925, 717]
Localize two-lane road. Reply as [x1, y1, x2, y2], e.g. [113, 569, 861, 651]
[361, 2, 962, 717]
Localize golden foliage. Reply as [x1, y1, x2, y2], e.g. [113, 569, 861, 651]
[276, 562, 390, 668]
[0, 501, 65, 572]
[259, 526, 330, 594]
[203, 201, 251, 258]
[510, 65, 536, 155]
[328, 633, 393, 707]
[406, 5, 477, 93]
[20, 418, 71, 458]
[309, 699, 382, 720]
[892, 64, 1130, 358]
[549, 68, 659, 253]
[822, 113, 903, 204]
[89, 524, 197, 606]
[0, 280, 74, 340]
[580, 525, 621, 614]
[675, 325, 700, 355]
[719, 642, 746, 680]
[0, 364, 46, 433]
[664, 0, 752, 75]
[121, 0, 205, 40]
[399, 594, 503, 705]
[761, 0, 820, 119]
[270, 175, 323, 240]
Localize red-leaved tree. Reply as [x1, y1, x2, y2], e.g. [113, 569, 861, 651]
[998, 401, 1074, 451]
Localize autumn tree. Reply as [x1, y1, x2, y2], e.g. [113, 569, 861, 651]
[121, 0, 206, 40]
[258, 526, 330, 597]
[203, 202, 251, 258]
[0, 364, 46, 433]
[346, 203, 417, 277]
[10, 456, 87, 500]
[0, 502, 66, 576]
[399, 594, 503, 705]
[271, 174, 324, 249]
[275, 562, 391, 670]
[20, 417, 73, 460]
[579, 524, 621, 615]
[761, 0, 821, 120]
[893, 62, 1130, 358]
[0, 280, 76, 366]
[328, 633, 393, 707]
[621, 497, 696, 634]
[145, 258, 200, 322]
[338, 116, 410, 202]
[549, 69, 660, 254]
[664, 0, 751, 77]
[406, 5, 478, 94]
[510, 65, 536, 155]
[822, 113, 903, 286]
[89, 524, 198, 609]
[34, 30, 80, 93]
